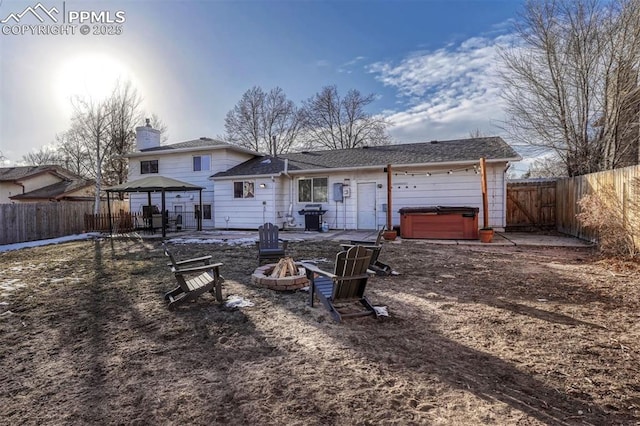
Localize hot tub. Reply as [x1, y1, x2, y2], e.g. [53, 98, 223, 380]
[399, 206, 479, 239]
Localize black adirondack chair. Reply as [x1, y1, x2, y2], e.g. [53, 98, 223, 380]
[162, 243, 224, 309]
[340, 228, 393, 276]
[302, 245, 379, 322]
[256, 222, 288, 266]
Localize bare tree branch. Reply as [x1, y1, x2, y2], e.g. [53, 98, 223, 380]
[301, 86, 391, 150]
[225, 86, 302, 155]
[500, 0, 640, 177]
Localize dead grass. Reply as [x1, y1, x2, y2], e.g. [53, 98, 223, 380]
[1, 236, 639, 425]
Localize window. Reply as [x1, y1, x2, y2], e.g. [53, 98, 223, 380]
[202, 204, 212, 220]
[298, 177, 328, 202]
[233, 181, 255, 198]
[194, 204, 212, 220]
[193, 155, 211, 171]
[140, 160, 158, 174]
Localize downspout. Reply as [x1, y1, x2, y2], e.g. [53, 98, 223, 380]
[282, 158, 295, 228]
[14, 181, 25, 194]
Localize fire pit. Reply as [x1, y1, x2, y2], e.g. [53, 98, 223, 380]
[251, 257, 309, 291]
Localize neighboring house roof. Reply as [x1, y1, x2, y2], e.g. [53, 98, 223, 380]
[105, 176, 204, 193]
[126, 137, 261, 158]
[0, 165, 82, 182]
[212, 137, 521, 178]
[9, 179, 95, 201]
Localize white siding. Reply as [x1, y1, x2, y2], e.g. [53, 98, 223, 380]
[212, 162, 507, 231]
[0, 182, 23, 203]
[212, 177, 276, 229]
[127, 148, 253, 229]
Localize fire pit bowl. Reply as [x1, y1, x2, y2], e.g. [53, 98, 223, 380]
[251, 257, 309, 291]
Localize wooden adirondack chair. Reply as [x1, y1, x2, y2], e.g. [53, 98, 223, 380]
[256, 222, 288, 266]
[162, 243, 224, 310]
[302, 245, 379, 322]
[340, 228, 393, 276]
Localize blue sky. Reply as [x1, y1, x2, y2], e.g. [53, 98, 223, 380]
[0, 0, 525, 169]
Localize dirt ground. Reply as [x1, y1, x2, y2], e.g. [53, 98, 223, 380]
[1, 235, 639, 425]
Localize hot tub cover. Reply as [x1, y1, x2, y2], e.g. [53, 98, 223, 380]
[399, 206, 479, 215]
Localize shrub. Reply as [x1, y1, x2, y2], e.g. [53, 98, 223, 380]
[577, 184, 639, 259]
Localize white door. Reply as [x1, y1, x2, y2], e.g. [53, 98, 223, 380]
[357, 182, 377, 230]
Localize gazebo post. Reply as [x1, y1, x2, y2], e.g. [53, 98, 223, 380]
[198, 189, 203, 231]
[161, 190, 166, 238]
[147, 192, 152, 232]
[106, 191, 112, 235]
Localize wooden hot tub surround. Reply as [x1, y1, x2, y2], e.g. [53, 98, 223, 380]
[399, 206, 479, 240]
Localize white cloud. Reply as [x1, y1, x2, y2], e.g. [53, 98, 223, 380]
[338, 56, 366, 74]
[368, 33, 516, 142]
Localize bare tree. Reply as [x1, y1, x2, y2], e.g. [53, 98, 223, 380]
[103, 80, 143, 187]
[56, 129, 92, 178]
[70, 96, 112, 213]
[225, 86, 303, 155]
[21, 145, 64, 166]
[469, 128, 486, 138]
[522, 155, 567, 178]
[148, 113, 169, 143]
[500, 0, 640, 177]
[301, 86, 391, 150]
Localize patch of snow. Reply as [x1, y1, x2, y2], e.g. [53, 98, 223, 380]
[225, 295, 254, 309]
[0, 279, 24, 292]
[168, 237, 256, 247]
[0, 233, 100, 253]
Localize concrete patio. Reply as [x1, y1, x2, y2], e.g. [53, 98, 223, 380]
[125, 228, 594, 248]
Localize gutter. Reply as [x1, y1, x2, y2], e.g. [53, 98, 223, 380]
[209, 157, 522, 181]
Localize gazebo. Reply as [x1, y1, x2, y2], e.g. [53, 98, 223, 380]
[105, 176, 204, 238]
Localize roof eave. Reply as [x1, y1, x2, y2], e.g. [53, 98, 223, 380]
[125, 144, 262, 158]
[286, 157, 522, 174]
[210, 156, 521, 179]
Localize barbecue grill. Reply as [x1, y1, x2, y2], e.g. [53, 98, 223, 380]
[297, 204, 328, 231]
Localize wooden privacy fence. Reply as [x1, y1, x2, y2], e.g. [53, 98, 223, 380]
[556, 164, 640, 245]
[506, 180, 557, 229]
[0, 200, 128, 246]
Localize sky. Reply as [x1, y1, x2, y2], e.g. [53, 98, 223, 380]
[0, 0, 529, 172]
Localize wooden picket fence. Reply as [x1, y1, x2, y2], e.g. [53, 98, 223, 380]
[84, 212, 138, 233]
[83, 210, 199, 233]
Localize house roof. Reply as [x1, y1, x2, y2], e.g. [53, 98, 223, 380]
[212, 137, 521, 178]
[10, 178, 94, 201]
[105, 175, 204, 193]
[126, 137, 260, 157]
[138, 137, 229, 152]
[0, 165, 82, 182]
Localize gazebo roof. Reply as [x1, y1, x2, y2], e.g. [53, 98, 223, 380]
[105, 176, 203, 193]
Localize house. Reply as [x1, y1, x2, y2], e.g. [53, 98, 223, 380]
[0, 165, 95, 203]
[125, 121, 260, 228]
[212, 138, 521, 231]
[125, 120, 521, 232]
